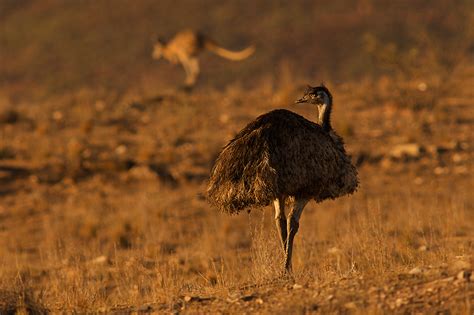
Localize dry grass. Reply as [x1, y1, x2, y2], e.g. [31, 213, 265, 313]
[1, 1, 473, 313]
[1, 75, 473, 312]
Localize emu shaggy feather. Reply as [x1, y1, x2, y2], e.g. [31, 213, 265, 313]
[207, 109, 359, 214]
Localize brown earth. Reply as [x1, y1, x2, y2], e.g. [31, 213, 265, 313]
[1, 1, 473, 314]
[1, 73, 473, 313]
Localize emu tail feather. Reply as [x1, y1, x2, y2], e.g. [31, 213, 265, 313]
[207, 141, 277, 214]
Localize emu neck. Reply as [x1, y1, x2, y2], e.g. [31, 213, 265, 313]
[318, 100, 332, 131]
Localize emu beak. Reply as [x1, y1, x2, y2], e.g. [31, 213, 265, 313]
[295, 98, 306, 104]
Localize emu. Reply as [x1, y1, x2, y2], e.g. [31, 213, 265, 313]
[207, 84, 359, 272]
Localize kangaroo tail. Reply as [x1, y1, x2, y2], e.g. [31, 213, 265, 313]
[204, 39, 255, 61]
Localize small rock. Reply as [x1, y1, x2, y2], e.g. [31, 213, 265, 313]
[409, 267, 423, 275]
[380, 157, 393, 169]
[255, 298, 264, 304]
[52, 111, 63, 121]
[326, 294, 334, 301]
[219, 114, 230, 123]
[226, 297, 239, 303]
[440, 276, 455, 282]
[452, 153, 464, 163]
[327, 247, 342, 255]
[414, 177, 423, 185]
[434, 167, 448, 175]
[95, 100, 106, 111]
[395, 298, 404, 307]
[454, 166, 468, 174]
[91, 255, 108, 264]
[390, 143, 423, 159]
[141, 114, 151, 124]
[292, 283, 303, 290]
[82, 148, 93, 159]
[184, 296, 193, 302]
[344, 302, 357, 309]
[417, 82, 428, 91]
[447, 141, 462, 150]
[418, 245, 428, 252]
[127, 165, 157, 180]
[115, 145, 127, 155]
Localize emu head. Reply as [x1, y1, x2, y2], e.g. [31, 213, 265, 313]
[152, 37, 166, 60]
[295, 84, 333, 127]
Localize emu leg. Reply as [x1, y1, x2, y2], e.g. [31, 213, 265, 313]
[273, 198, 287, 252]
[284, 198, 308, 272]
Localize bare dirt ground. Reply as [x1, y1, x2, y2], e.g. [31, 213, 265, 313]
[1, 1, 474, 313]
[0, 68, 473, 313]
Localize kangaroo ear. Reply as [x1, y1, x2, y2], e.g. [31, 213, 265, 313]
[153, 35, 165, 43]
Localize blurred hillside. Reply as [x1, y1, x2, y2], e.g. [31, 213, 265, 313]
[0, 0, 473, 99]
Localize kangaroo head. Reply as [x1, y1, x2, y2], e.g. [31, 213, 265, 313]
[152, 38, 166, 59]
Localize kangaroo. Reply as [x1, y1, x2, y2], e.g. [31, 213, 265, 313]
[152, 29, 255, 87]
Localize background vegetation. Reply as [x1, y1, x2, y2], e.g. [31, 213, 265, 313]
[0, 0, 473, 313]
[1, 0, 473, 97]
